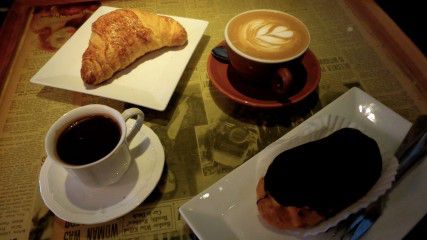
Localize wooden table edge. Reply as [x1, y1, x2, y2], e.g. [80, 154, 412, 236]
[344, 0, 427, 94]
[0, 0, 99, 97]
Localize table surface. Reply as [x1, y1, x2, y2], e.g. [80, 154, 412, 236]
[0, 0, 426, 239]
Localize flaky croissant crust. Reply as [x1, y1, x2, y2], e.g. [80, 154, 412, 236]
[81, 9, 187, 85]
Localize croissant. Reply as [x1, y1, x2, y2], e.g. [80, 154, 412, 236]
[81, 9, 187, 85]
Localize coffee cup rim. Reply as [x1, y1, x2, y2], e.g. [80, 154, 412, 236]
[224, 9, 311, 63]
[45, 104, 126, 169]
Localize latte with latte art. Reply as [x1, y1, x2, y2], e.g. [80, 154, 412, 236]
[226, 10, 310, 62]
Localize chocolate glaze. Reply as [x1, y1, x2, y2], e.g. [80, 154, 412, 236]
[264, 128, 382, 217]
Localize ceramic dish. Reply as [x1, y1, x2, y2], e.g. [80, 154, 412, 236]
[30, 6, 208, 111]
[178, 87, 426, 240]
[207, 42, 320, 108]
[39, 123, 165, 224]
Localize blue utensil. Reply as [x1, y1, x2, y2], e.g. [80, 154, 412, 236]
[341, 127, 427, 240]
[211, 46, 229, 63]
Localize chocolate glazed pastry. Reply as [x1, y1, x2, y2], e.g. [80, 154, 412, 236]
[257, 128, 382, 229]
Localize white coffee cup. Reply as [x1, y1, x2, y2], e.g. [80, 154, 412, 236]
[45, 104, 144, 187]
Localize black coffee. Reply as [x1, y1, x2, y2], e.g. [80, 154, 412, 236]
[56, 115, 121, 165]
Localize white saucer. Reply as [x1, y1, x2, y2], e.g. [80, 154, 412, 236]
[39, 123, 165, 224]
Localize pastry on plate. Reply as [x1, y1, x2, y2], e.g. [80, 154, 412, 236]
[256, 128, 382, 229]
[81, 8, 187, 85]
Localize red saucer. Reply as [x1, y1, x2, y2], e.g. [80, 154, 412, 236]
[207, 43, 321, 108]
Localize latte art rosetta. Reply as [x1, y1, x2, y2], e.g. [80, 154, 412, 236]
[226, 10, 310, 61]
[245, 20, 294, 49]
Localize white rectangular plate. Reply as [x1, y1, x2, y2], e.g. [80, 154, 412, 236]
[30, 6, 208, 111]
[179, 87, 427, 240]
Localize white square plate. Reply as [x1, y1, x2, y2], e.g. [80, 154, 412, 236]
[179, 88, 427, 239]
[30, 6, 208, 111]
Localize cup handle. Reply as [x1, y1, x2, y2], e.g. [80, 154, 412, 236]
[122, 108, 144, 142]
[271, 68, 294, 97]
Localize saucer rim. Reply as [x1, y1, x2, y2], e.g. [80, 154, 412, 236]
[39, 124, 165, 224]
[207, 42, 321, 108]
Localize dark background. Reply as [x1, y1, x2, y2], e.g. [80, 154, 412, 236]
[375, 0, 425, 55]
[0, 0, 12, 26]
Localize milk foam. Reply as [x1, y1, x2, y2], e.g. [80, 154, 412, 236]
[226, 10, 310, 61]
[242, 19, 295, 51]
